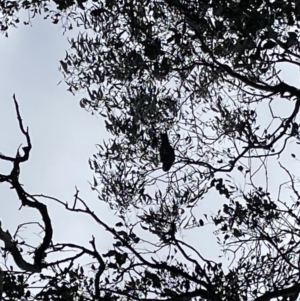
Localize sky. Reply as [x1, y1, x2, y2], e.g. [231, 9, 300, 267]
[0, 14, 117, 267]
[0, 11, 224, 266]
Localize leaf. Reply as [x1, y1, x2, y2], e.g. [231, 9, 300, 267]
[60, 60, 68, 73]
[263, 40, 277, 49]
[93, 176, 97, 187]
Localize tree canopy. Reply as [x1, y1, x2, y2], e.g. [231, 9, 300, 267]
[1, 0, 300, 301]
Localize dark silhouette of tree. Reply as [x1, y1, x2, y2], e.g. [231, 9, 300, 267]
[2, 1, 300, 301]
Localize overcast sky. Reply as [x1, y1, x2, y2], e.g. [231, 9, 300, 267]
[0, 14, 118, 266]
[0, 12, 224, 266]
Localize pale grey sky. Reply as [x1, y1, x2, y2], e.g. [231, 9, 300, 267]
[0, 15, 116, 264]
[0, 13, 225, 273]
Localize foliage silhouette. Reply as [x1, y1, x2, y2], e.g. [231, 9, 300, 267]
[1, 1, 300, 301]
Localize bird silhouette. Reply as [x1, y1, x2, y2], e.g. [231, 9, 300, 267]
[159, 133, 175, 171]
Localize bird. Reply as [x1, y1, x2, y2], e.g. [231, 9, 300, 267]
[159, 133, 175, 171]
